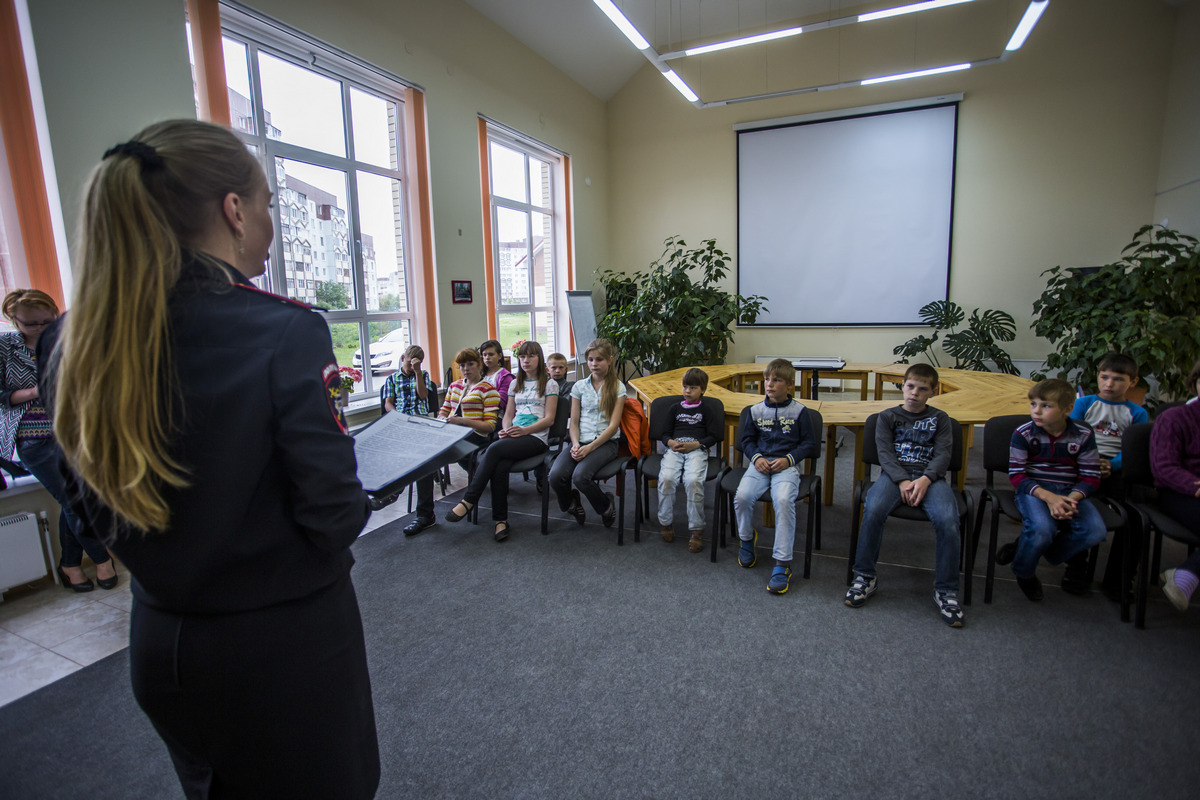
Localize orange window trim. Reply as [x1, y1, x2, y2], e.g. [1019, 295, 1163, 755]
[477, 118, 498, 339]
[186, 0, 231, 125]
[0, 0, 63, 306]
[405, 89, 440, 379]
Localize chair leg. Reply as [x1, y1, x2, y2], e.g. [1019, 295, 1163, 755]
[540, 465, 551, 536]
[1136, 512, 1154, 629]
[984, 509, 1000, 604]
[802, 495, 814, 579]
[964, 494, 988, 606]
[617, 473, 627, 546]
[846, 491, 862, 586]
[710, 487, 722, 563]
[633, 468, 643, 543]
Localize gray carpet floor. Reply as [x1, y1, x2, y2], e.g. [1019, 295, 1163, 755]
[3, 426, 1199, 799]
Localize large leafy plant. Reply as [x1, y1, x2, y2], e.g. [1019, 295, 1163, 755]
[1032, 224, 1200, 401]
[894, 300, 1019, 374]
[596, 237, 767, 376]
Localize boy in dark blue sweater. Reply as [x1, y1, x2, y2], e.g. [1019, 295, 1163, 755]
[734, 359, 819, 595]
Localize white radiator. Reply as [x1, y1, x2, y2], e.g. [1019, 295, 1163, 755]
[0, 512, 48, 595]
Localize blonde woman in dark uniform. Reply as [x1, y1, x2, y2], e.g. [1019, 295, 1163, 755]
[42, 120, 378, 799]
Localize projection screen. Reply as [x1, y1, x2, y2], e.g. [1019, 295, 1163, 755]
[737, 99, 959, 326]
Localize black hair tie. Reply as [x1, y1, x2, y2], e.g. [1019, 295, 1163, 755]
[102, 141, 165, 171]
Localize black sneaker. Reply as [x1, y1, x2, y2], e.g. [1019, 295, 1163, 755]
[844, 574, 877, 608]
[934, 590, 964, 627]
[403, 517, 436, 537]
[1060, 554, 1090, 596]
[601, 492, 617, 528]
[995, 540, 1018, 566]
[1016, 574, 1044, 602]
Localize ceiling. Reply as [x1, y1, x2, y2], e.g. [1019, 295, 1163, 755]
[463, 0, 1190, 104]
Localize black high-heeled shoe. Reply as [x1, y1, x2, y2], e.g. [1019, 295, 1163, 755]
[95, 560, 119, 590]
[57, 564, 94, 593]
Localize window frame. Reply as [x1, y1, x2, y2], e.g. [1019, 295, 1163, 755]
[217, 5, 420, 398]
[481, 118, 572, 358]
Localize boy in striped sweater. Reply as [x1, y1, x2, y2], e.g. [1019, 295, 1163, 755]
[1008, 379, 1105, 601]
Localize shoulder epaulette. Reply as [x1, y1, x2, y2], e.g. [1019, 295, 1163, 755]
[233, 282, 322, 311]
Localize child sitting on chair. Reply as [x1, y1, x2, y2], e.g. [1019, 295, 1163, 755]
[547, 352, 575, 399]
[844, 363, 963, 627]
[382, 344, 432, 415]
[657, 368, 722, 554]
[734, 359, 819, 595]
[1008, 379, 1105, 601]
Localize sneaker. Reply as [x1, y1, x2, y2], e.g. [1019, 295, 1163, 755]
[995, 540, 1018, 566]
[1016, 574, 1044, 602]
[403, 517, 436, 537]
[1161, 569, 1190, 612]
[661, 525, 675, 543]
[568, 490, 586, 526]
[844, 574, 877, 608]
[934, 590, 964, 627]
[601, 492, 617, 528]
[1060, 556, 1091, 596]
[688, 532, 703, 553]
[738, 530, 758, 568]
[767, 564, 792, 594]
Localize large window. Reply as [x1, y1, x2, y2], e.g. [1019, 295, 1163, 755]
[192, 8, 418, 397]
[484, 123, 569, 356]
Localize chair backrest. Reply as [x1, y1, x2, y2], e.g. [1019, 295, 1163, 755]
[980, 414, 1029, 485]
[546, 390, 571, 448]
[861, 411, 964, 478]
[647, 395, 683, 444]
[1120, 421, 1154, 489]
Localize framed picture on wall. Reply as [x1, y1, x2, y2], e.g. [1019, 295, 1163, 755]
[452, 280, 472, 304]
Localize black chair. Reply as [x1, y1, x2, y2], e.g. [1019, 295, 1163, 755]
[975, 415, 1126, 606]
[633, 395, 725, 543]
[1120, 422, 1200, 629]
[712, 408, 823, 576]
[847, 413, 974, 598]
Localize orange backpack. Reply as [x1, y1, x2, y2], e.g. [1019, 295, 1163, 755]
[618, 397, 651, 459]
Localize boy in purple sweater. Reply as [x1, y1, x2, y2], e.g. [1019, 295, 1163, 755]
[1150, 359, 1200, 611]
[1009, 379, 1105, 601]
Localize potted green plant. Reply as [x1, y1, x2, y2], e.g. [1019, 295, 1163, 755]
[893, 300, 1019, 374]
[1031, 224, 1200, 403]
[596, 237, 767, 376]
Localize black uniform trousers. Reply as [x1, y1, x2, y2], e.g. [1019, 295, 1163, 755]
[130, 574, 379, 800]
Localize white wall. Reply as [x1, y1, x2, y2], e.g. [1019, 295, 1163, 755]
[605, 0, 1183, 367]
[1153, 0, 1200, 236]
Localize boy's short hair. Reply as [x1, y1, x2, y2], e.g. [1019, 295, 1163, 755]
[903, 363, 939, 388]
[547, 352, 567, 364]
[682, 367, 709, 392]
[403, 345, 424, 361]
[1097, 352, 1138, 379]
[763, 358, 796, 385]
[454, 347, 481, 366]
[1029, 379, 1076, 409]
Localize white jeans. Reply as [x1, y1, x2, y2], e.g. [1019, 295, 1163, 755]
[734, 465, 801, 563]
[657, 449, 708, 531]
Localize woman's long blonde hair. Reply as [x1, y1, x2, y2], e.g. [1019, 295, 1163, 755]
[583, 338, 620, 420]
[54, 120, 263, 532]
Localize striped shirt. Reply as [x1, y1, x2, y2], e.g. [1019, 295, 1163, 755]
[438, 378, 500, 428]
[1009, 418, 1101, 497]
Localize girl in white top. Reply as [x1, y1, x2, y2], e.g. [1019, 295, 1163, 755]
[446, 341, 558, 541]
[549, 338, 624, 527]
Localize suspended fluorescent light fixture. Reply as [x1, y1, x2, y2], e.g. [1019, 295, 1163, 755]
[861, 62, 971, 85]
[592, 0, 650, 50]
[663, 69, 700, 102]
[1005, 1, 1049, 51]
[684, 26, 804, 57]
[858, 0, 974, 23]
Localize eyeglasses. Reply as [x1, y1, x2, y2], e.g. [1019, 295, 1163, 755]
[14, 318, 53, 329]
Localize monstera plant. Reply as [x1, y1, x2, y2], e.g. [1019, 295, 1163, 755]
[894, 300, 1019, 374]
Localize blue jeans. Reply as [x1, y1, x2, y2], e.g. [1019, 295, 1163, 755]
[852, 473, 961, 592]
[657, 449, 708, 531]
[734, 464, 800, 564]
[1012, 488, 1107, 579]
[17, 436, 111, 569]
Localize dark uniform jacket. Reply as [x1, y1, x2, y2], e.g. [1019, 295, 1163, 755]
[40, 254, 370, 614]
